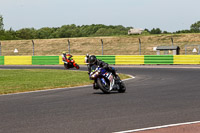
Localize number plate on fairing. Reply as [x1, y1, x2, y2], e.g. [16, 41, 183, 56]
[108, 74, 113, 82]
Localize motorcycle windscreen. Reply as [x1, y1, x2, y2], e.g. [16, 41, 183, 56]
[91, 65, 97, 72]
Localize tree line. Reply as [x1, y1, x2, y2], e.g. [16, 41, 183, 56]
[0, 15, 200, 40]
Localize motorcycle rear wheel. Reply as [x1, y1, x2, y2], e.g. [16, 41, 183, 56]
[115, 75, 126, 93]
[97, 78, 111, 94]
[75, 64, 80, 69]
[118, 81, 126, 93]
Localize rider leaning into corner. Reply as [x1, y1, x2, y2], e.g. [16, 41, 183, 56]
[62, 51, 73, 63]
[87, 55, 118, 89]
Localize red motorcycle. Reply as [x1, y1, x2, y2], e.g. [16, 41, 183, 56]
[63, 55, 80, 69]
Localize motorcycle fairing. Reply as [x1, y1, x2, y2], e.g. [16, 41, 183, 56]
[103, 72, 115, 90]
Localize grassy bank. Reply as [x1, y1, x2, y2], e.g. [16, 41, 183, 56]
[1, 33, 200, 56]
[0, 69, 130, 94]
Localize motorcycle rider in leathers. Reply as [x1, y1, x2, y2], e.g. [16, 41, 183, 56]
[62, 51, 73, 63]
[88, 55, 118, 89]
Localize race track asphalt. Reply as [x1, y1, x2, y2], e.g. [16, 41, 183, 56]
[0, 65, 200, 133]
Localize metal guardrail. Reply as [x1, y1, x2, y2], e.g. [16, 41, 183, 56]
[1, 55, 200, 65]
[0, 41, 1, 56]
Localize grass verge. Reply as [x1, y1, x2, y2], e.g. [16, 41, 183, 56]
[0, 69, 131, 94]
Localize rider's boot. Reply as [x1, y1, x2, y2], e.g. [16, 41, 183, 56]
[93, 82, 99, 90]
[114, 74, 122, 84]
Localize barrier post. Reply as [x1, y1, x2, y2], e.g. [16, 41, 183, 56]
[68, 39, 70, 54]
[101, 39, 103, 55]
[185, 45, 187, 55]
[32, 40, 34, 56]
[139, 38, 141, 55]
[171, 37, 173, 46]
[199, 45, 200, 55]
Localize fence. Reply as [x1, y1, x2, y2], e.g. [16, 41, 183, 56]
[1, 55, 200, 65]
[185, 45, 200, 55]
[1, 37, 198, 56]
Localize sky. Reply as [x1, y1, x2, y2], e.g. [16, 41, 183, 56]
[0, 0, 200, 32]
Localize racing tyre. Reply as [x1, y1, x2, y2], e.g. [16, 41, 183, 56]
[118, 81, 126, 93]
[97, 78, 111, 94]
[64, 63, 69, 69]
[75, 64, 80, 69]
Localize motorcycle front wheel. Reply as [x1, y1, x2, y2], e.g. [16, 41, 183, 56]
[64, 63, 69, 69]
[97, 78, 110, 94]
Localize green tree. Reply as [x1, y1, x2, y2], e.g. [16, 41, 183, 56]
[0, 15, 4, 31]
[144, 28, 150, 32]
[3, 28, 18, 40]
[56, 25, 72, 38]
[16, 28, 37, 39]
[95, 28, 107, 36]
[150, 28, 162, 34]
[37, 27, 54, 39]
[190, 21, 200, 33]
[176, 29, 191, 33]
[163, 31, 169, 34]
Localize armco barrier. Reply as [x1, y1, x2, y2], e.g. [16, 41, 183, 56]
[96, 55, 115, 64]
[59, 55, 85, 65]
[115, 55, 144, 65]
[72, 55, 85, 65]
[174, 55, 200, 64]
[4, 56, 32, 65]
[32, 56, 59, 65]
[144, 55, 173, 64]
[1, 55, 200, 65]
[0, 56, 4, 65]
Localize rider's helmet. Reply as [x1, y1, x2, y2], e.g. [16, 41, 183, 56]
[63, 51, 67, 57]
[89, 55, 97, 64]
[62, 51, 67, 58]
[62, 51, 67, 54]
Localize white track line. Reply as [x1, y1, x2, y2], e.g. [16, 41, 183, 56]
[121, 74, 135, 81]
[114, 121, 200, 133]
[0, 84, 93, 96]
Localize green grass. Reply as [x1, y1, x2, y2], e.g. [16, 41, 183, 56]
[118, 73, 131, 80]
[0, 69, 131, 94]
